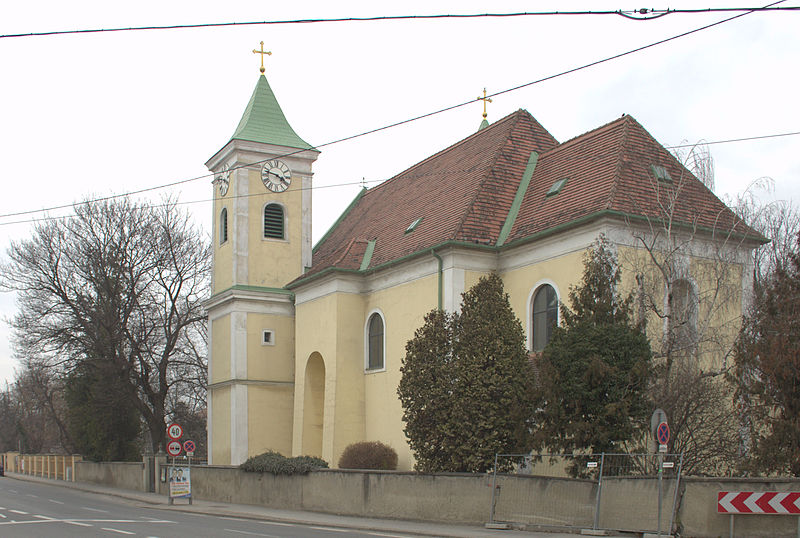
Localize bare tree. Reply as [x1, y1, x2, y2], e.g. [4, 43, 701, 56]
[1, 198, 210, 454]
[619, 149, 762, 473]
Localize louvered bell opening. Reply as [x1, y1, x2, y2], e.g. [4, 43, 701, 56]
[264, 204, 284, 239]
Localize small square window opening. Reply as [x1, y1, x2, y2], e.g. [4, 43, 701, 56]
[262, 329, 275, 346]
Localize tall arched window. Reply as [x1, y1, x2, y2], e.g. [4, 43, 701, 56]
[669, 279, 698, 352]
[367, 313, 384, 370]
[264, 203, 285, 239]
[532, 284, 558, 352]
[219, 208, 228, 245]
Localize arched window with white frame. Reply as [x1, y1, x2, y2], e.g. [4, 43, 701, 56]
[365, 311, 385, 371]
[531, 283, 558, 352]
[219, 207, 228, 245]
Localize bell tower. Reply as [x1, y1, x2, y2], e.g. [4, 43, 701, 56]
[204, 45, 319, 465]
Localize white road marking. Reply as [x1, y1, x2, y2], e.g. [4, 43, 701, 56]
[263, 521, 295, 527]
[26, 494, 38, 498]
[48, 499, 65, 504]
[0, 514, 6, 519]
[34, 515, 56, 520]
[224, 530, 279, 537]
[9, 510, 28, 515]
[310, 527, 349, 533]
[102, 528, 135, 535]
[368, 533, 415, 538]
[82, 506, 110, 513]
[66, 521, 93, 527]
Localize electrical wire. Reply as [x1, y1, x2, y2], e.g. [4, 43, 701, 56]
[1, 126, 797, 228]
[2, 7, 798, 39]
[0, 1, 791, 224]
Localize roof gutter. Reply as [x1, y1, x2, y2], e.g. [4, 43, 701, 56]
[431, 249, 443, 310]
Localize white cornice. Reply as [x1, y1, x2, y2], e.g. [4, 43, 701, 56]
[204, 287, 294, 320]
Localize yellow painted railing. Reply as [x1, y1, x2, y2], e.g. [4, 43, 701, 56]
[1, 452, 82, 481]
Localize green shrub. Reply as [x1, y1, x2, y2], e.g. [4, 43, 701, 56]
[239, 451, 328, 475]
[338, 441, 398, 470]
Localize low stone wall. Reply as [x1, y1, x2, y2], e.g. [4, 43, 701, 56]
[60, 458, 800, 537]
[159, 467, 492, 524]
[75, 461, 145, 493]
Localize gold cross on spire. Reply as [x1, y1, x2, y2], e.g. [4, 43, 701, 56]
[477, 88, 492, 119]
[253, 41, 272, 74]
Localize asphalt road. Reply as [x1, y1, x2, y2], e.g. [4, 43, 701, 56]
[0, 477, 417, 538]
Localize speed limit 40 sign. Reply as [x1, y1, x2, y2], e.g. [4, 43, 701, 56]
[167, 423, 183, 440]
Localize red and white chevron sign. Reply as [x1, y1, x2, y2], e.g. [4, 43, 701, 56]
[718, 492, 800, 514]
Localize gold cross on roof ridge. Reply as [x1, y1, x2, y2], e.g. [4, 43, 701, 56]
[477, 88, 492, 119]
[253, 41, 272, 74]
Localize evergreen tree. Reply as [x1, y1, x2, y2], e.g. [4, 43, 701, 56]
[734, 232, 800, 476]
[398, 274, 534, 473]
[65, 361, 141, 461]
[532, 236, 652, 460]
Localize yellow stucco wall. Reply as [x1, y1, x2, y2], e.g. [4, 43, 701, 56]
[246, 314, 295, 382]
[211, 386, 231, 464]
[500, 250, 585, 346]
[247, 169, 304, 288]
[212, 199, 233, 294]
[617, 244, 744, 371]
[362, 275, 438, 471]
[211, 315, 231, 383]
[248, 385, 294, 457]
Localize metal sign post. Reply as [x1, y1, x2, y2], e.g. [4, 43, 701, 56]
[651, 409, 670, 538]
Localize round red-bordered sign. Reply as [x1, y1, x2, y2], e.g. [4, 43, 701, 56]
[166, 440, 182, 457]
[167, 423, 183, 440]
[183, 440, 195, 453]
[656, 422, 670, 445]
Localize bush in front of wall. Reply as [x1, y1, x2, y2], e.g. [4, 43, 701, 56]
[239, 451, 328, 475]
[338, 441, 398, 470]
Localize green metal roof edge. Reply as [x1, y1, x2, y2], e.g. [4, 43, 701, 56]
[230, 75, 312, 150]
[313, 187, 367, 254]
[291, 209, 766, 290]
[478, 118, 490, 131]
[497, 151, 538, 247]
[209, 284, 295, 301]
[500, 209, 769, 251]
[360, 240, 376, 271]
[288, 239, 495, 289]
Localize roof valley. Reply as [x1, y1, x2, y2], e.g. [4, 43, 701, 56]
[452, 112, 524, 243]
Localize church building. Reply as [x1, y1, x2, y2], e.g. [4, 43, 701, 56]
[204, 65, 762, 470]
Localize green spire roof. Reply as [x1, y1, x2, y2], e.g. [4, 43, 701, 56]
[230, 75, 312, 150]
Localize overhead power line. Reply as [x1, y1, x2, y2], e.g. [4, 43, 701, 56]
[0, 1, 791, 223]
[2, 6, 799, 39]
[1, 127, 796, 228]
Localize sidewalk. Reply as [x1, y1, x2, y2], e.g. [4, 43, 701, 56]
[6, 472, 611, 538]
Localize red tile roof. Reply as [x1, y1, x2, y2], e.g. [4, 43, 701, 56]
[292, 110, 761, 286]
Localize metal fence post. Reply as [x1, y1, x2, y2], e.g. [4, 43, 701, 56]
[593, 453, 605, 530]
[489, 453, 499, 523]
[669, 452, 684, 536]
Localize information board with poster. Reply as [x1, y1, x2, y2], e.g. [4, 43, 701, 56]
[168, 466, 191, 498]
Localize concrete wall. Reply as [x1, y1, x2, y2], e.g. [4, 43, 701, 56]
[75, 461, 145, 493]
[680, 477, 800, 538]
[69, 461, 800, 537]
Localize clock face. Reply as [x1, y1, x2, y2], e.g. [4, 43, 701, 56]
[216, 164, 231, 197]
[261, 160, 292, 192]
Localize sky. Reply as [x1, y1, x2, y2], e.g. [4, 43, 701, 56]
[1, 1, 798, 386]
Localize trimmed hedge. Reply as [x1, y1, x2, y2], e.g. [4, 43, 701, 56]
[239, 451, 328, 475]
[338, 441, 398, 470]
